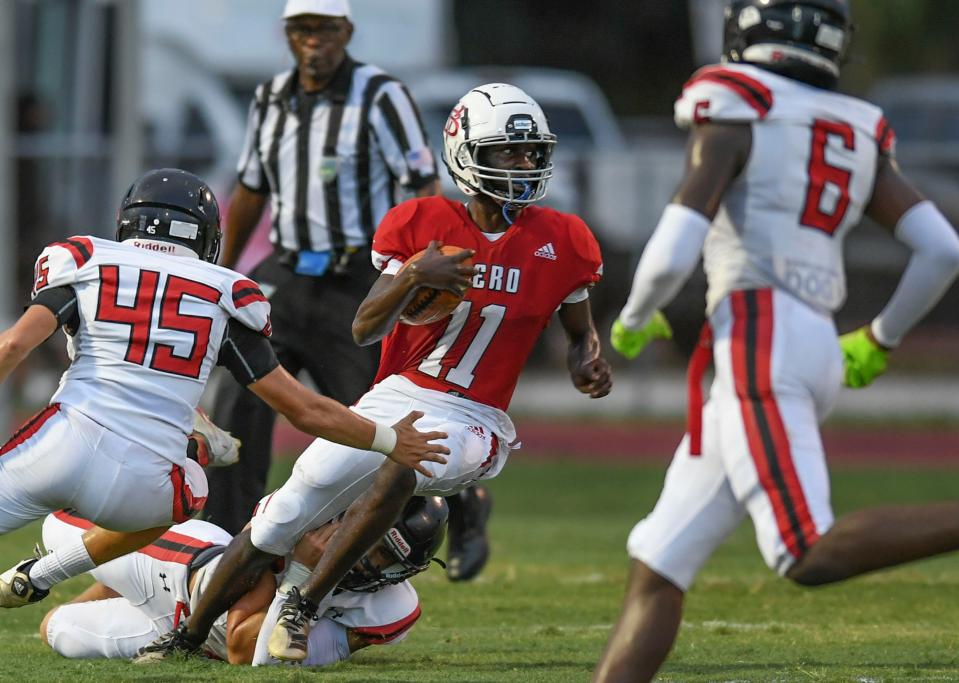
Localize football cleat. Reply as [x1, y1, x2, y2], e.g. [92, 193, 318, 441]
[132, 624, 202, 663]
[0, 547, 49, 608]
[446, 485, 493, 582]
[268, 587, 317, 662]
[190, 408, 241, 468]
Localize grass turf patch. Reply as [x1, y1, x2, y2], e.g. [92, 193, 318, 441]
[0, 459, 958, 681]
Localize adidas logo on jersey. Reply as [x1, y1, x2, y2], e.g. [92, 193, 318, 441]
[534, 243, 557, 260]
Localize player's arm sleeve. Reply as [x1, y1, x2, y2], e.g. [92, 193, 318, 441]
[870, 200, 959, 347]
[217, 318, 280, 385]
[237, 82, 272, 194]
[370, 200, 420, 274]
[674, 66, 772, 129]
[617, 204, 710, 330]
[368, 81, 438, 191]
[29, 286, 80, 334]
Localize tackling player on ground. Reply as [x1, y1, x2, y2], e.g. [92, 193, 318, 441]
[595, 2, 959, 681]
[136, 83, 612, 665]
[39, 496, 446, 665]
[0, 169, 448, 609]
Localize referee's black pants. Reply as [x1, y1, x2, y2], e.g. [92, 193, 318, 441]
[204, 249, 380, 534]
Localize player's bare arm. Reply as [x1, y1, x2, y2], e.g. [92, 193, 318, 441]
[352, 240, 476, 346]
[613, 122, 752, 350]
[224, 569, 275, 664]
[0, 306, 59, 383]
[219, 184, 268, 269]
[865, 156, 924, 229]
[559, 299, 611, 399]
[248, 365, 449, 477]
[289, 460, 417, 639]
[673, 122, 752, 217]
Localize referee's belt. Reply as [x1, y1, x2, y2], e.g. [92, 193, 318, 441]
[288, 246, 364, 276]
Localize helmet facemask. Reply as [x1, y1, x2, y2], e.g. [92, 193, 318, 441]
[443, 84, 556, 212]
[456, 133, 555, 206]
[338, 496, 448, 594]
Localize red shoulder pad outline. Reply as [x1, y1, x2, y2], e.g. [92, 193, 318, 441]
[875, 116, 896, 155]
[232, 279, 267, 309]
[51, 236, 95, 269]
[682, 66, 774, 120]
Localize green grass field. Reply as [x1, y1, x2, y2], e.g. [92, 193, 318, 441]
[2, 456, 959, 682]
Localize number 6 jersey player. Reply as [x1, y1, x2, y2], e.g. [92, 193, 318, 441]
[0, 168, 448, 610]
[135, 83, 612, 665]
[596, 2, 959, 682]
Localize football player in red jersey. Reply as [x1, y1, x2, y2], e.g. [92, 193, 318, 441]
[594, 2, 959, 682]
[136, 83, 612, 664]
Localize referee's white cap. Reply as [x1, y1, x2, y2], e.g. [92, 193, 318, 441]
[283, 0, 351, 20]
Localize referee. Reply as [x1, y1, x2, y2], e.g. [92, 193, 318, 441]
[205, 0, 438, 530]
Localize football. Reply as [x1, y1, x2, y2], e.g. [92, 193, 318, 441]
[398, 245, 473, 325]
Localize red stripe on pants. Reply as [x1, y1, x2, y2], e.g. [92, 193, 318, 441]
[0, 404, 61, 456]
[730, 290, 819, 559]
[353, 604, 422, 644]
[52, 508, 94, 530]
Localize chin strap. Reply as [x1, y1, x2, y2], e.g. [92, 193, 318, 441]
[501, 182, 533, 226]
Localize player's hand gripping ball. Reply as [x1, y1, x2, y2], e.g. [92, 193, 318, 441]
[398, 246, 474, 325]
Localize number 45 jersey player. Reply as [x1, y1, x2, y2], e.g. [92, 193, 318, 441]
[0, 169, 447, 610]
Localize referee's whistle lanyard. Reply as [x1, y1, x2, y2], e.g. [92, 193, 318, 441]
[501, 182, 532, 226]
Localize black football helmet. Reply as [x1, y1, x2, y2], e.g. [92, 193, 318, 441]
[723, 0, 852, 90]
[339, 496, 449, 593]
[116, 168, 221, 262]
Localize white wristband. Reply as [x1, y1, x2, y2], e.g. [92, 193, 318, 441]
[279, 560, 312, 594]
[371, 422, 397, 455]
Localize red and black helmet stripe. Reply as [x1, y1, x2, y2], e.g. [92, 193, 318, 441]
[684, 66, 774, 119]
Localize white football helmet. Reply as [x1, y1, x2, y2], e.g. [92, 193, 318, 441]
[442, 83, 556, 206]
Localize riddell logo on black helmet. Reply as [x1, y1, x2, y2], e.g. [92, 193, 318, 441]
[388, 528, 411, 557]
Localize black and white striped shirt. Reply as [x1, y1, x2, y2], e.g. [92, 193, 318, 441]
[237, 55, 437, 253]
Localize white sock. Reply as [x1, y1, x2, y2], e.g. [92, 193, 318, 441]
[28, 538, 95, 590]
